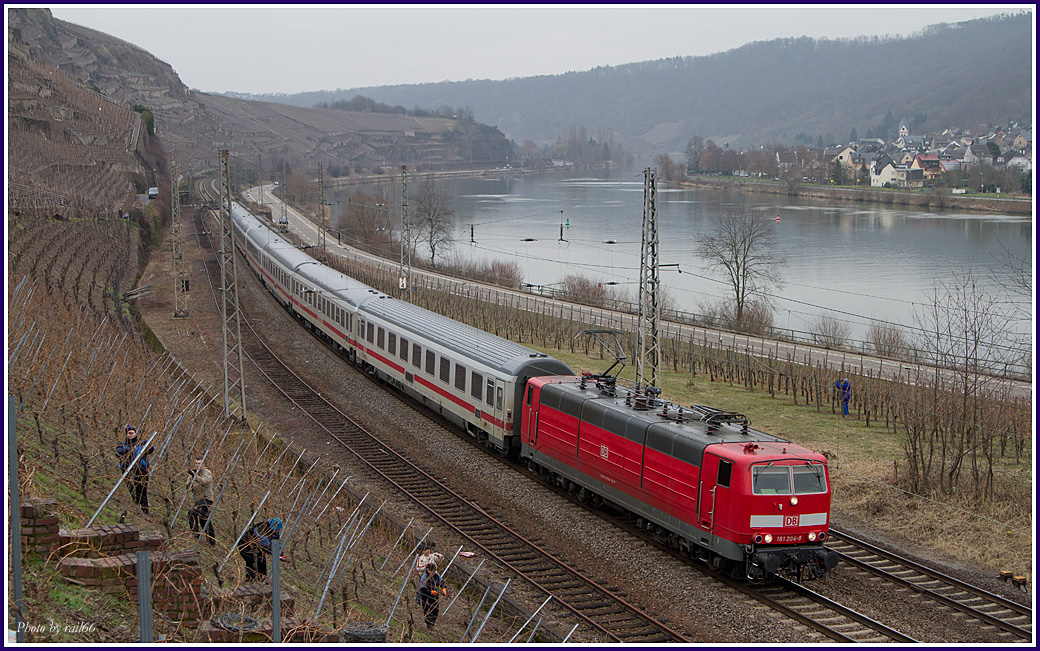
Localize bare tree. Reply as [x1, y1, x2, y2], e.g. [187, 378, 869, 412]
[904, 268, 1018, 496]
[654, 154, 686, 183]
[342, 191, 394, 251]
[809, 314, 852, 349]
[559, 274, 609, 308]
[696, 209, 785, 327]
[990, 240, 1033, 377]
[412, 180, 455, 264]
[866, 320, 910, 358]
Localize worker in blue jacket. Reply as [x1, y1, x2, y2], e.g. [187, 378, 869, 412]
[237, 517, 283, 581]
[835, 378, 852, 419]
[116, 425, 155, 514]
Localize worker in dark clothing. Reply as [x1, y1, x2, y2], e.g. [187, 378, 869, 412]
[237, 517, 283, 582]
[417, 562, 447, 630]
[187, 458, 216, 545]
[116, 425, 155, 514]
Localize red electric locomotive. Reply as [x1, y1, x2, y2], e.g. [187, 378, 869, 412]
[520, 373, 839, 581]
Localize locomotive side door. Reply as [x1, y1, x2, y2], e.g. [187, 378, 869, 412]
[523, 383, 540, 446]
[699, 453, 722, 532]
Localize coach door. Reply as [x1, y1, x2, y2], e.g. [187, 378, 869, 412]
[493, 379, 507, 439]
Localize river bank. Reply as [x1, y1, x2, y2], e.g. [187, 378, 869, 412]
[680, 176, 1033, 216]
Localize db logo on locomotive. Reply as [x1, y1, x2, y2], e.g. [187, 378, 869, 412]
[784, 515, 799, 527]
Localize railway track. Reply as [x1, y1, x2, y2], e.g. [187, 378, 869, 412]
[189, 186, 689, 643]
[827, 530, 1033, 642]
[574, 507, 916, 643]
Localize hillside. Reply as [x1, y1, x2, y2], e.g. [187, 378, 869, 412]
[7, 8, 513, 176]
[238, 12, 1033, 152]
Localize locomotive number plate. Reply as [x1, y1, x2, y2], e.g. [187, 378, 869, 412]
[775, 535, 802, 543]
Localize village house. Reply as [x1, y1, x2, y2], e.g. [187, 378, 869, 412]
[910, 153, 945, 180]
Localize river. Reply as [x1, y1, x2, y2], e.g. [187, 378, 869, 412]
[330, 167, 1033, 347]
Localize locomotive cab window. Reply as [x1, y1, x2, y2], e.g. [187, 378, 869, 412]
[792, 463, 827, 494]
[752, 466, 792, 495]
[717, 459, 733, 488]
[752, 463, 827, 495]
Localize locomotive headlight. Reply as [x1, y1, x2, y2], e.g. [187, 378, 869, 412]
[808, 532, 817, 542]
[763, 534, 773, 544]
[790, 496, 799, 506]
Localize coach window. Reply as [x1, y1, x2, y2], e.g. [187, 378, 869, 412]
[388, 333, 396, 355]
[439, 357, 451, 384]
[717, 460, 733, 488]
[486, 379, 494, 406]
[367, 322, 375, 344]
[471, 372, 483, 400]
[377, 327, 385, 349]
[455, 364, 466, 392]
[399, 338, 408, 362]
[412, 344, 422, 369]
[425, 350, 435, 375]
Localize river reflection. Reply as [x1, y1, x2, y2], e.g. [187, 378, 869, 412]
[330, 168, 1032, 343]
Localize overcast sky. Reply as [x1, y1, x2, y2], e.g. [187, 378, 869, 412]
[48, 4, 1027, 95]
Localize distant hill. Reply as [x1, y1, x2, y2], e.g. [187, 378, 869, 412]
[7, 8, 514, 177]
[234, 13, 1033, 152]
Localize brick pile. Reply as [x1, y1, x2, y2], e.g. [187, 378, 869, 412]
[57, 551, 204, 624]
[19, 497, 207, 625]
[19, 497, 61, 555]
[20, 498, 311, 634]
[60, 523, 164, 557]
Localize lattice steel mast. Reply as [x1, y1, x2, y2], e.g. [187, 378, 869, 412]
[399, 165, 412, 299]
[278, 160, 288, 233]
[218, 150, 247, 421]
[171, 162, 189, 318]
[636, 167, 660, 391]
[319, 162, 327, 262]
